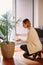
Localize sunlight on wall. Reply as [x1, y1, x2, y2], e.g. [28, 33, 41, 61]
[0, 0, 12, 17]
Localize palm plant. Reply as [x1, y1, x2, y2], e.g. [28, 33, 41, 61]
[0, 12, 21, 58]
[0, 12, 21, 43]
[0, 12, 14, 43]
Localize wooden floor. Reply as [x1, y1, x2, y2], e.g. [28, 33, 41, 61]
[0, 46, 43, 65]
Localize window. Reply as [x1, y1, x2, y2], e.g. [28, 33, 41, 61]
[0, 0, 12, 17]
[14, 0, 33, 45]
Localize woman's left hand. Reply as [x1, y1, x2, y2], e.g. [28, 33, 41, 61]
[16, 39, 23, 42]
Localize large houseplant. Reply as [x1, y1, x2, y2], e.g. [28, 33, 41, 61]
[0, 12, 15, 58]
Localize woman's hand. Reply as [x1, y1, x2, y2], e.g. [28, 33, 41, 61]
[16, 39, 22, 42]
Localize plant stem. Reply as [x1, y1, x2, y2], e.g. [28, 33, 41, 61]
[6, 19, 8, 43]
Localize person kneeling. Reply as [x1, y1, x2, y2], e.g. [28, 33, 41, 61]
[16, 18, 42, 60]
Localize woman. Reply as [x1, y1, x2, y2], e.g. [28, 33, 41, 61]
[16, 18, 42, 60]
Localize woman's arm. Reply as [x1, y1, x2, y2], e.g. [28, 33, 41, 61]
[16, 34, 28, 43]
[16, 39, 28, 43]
[21, 39, 28, 43]
[16, 34, 27, 36]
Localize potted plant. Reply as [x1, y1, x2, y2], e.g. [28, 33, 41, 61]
[0, 12, 15, 58]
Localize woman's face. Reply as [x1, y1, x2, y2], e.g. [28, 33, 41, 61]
[23, 23, 28, 28]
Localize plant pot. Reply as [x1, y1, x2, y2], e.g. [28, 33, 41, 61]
[1, 42, 15, 58]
